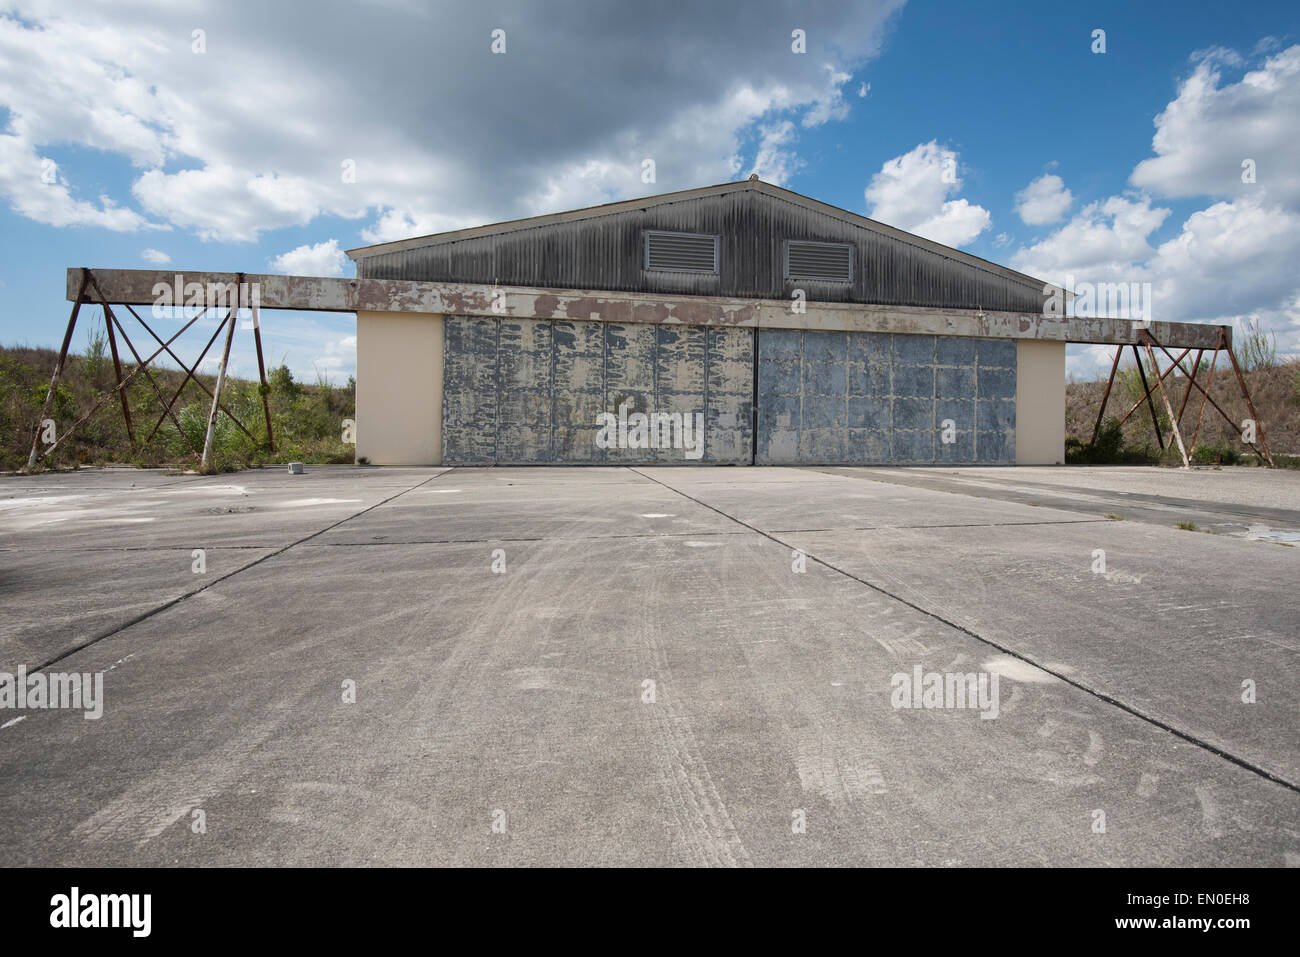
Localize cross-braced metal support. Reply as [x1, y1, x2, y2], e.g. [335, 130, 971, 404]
[26, 267, 275, 471]
[1089, 326, 1275, 468]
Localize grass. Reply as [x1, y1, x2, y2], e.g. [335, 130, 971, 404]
[1, 343, 355, 472]
[1231, 319, 1278, 373]
[1176, 521, 1198, 531]
[1240, 452, 1300, 470]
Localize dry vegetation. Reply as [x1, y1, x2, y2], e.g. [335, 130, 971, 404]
[1066, 356, 1300, 467]
[1, 337, 355, 473]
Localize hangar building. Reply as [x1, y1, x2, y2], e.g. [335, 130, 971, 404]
[67, 177, 1227, 471]
[346, 177, 1065, 467]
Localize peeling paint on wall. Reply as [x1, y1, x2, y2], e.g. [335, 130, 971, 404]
[442, 316, 753, 465]
[69, 268, 1226, 349]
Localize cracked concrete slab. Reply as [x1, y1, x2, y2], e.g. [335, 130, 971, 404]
[0, 463, 1295, 866]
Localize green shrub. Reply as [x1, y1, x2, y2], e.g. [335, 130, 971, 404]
[32, 382, 76, 420]
[1191, 442, 1240, 466]
[1066, 417, 1163, 465]
[1067, 418, 1122, 464]
[268, 363, 301, 399]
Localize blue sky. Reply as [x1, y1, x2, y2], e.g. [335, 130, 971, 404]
[1, 0, 1297, 384]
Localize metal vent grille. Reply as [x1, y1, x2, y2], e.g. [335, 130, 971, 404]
[644, 231, 719, 273]
[785, 241, 854, 282]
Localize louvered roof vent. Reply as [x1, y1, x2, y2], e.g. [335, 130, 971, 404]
[644, 230, 719, 273]
[785, 240, 854, 282]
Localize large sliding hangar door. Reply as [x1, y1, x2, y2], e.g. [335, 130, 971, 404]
[441, 316, 754, 465]
[756, 329, 1016, 465]
[438, 317, 1019, 466]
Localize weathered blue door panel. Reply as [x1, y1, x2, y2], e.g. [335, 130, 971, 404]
[756, 329, 1015, 465]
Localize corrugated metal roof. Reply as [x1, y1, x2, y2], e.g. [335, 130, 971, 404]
[346, 177, 1056, 313]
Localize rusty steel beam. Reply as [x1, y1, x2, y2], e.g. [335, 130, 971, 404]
[1089, 345, 1124, 446]
[98, 302, 136, 446]
[28, 269, 89, 467]
[200, 286, 241, 470]
[122, 304, 256, 444]
[1141, 332, 1189, 467]
[1131, 346, 1164, 450]
[1190, 332, 1222, 456]
[250, 303, 273, 451]
[32, 307, 214, 464]
[1155, 339, 1272, 465]
[104, 308, 202, 459]
[1222, 342, 1275, 468]
[142, 308, 231, 443]
[1175, 350, 1203, 424]
[1115, 347, 1189, 429]
[66, 268, 1227, 349]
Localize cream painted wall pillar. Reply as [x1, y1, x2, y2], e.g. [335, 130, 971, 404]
[355, 311, 443, 465]
[1015, 340, 1065, 465]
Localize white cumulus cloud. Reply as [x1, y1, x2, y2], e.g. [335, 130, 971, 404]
[1014, 173, 1073, 226]
[1010, 195, 1169, 285]
[1130, 45, 1300, 207]
[269, 239, 348, 277]
[864, 140, 991, 247]
[1016, 43, 1300, 373]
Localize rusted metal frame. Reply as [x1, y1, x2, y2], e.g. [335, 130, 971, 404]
[1154, 338, 1269, 463]
[1140, 331, 1189, 467]
[142, 309, 232, 443]
[28, 269, 90, 467]
[200, 278, 242, 470]
[250, 302, 274, 451]
[1115, 346, 1190, 436]
[1089, 344, 1124, 446]
[86, 269, 148, 446]
[121, 303, 256, 443]
[1221, 338, 1275, 468]
[102, 307, 202, 459]
[1130, 346, 1164, 450]
[98, 300, 136, 446]
[1175, 350, 1203, 424]
[1190, 331, 1222, 454]
[1107, 345, 1180, 423]
[1112, 345, 1190, 424]
[32, 307, 215, 463]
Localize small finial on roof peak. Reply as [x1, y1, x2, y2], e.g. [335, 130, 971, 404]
[748, 173, 760, 182]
